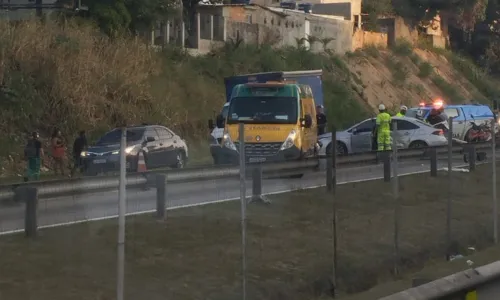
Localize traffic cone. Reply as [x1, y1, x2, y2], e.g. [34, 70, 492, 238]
[137, 151, 147, 173]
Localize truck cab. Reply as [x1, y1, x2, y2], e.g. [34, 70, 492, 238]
[208, 70, 323, 164]
[216, 82, 318, 164]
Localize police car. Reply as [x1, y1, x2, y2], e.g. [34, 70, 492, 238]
[405, 100, 496, 142]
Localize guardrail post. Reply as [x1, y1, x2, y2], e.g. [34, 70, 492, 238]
[251, 165, 270, 204]
[18, 186, 38, 238]
[156, 174, 167, 220]
[430, 147, 438, 177]
[382, 151, 391, 182]
[326, 154, 333, 191]
[468, 145, 476, 171]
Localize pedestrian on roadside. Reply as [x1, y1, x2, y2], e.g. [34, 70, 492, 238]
[51, 128, 66, 176]
[316, 105, 327, 135]
[24, 131, 44, 182]
[71, 130, 88, 177]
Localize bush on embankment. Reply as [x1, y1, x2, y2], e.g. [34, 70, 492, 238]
[0, 19, 368, 176]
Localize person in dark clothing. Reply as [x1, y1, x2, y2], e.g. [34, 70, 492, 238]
[426, 107, 447, 125]
[24, 131, 44, 182]
[316, 105, 327, 135]
[71, 130, 88, 177]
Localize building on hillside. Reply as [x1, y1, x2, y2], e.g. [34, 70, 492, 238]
[351, 15, 448, 50]
[250, 0, 361, 27]
[188, 3, 353, 54]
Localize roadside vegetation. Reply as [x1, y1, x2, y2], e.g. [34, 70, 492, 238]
[0, 19, 370, 177]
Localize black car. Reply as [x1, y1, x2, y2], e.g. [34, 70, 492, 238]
[81, 125, 189, 175]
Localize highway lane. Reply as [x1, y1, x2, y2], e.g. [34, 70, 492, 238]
[0, 154, 473, 234]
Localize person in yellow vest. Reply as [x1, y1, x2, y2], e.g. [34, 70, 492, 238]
[376, 104, 392, 151]
[395, 105, 408, 117]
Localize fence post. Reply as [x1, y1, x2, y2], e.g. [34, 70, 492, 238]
[468, 145, 476, 171]
[156, 174, 167, 220]
[238, 122, 247, 300]
[392, 121, 400, 276]
[429, 147, 438, 177]
[330, 124, 338, 295]
[382, 151, 391, 182]
[19, 186, 38, 238]
[446, 117, 453, 261]
[492, 118, 497, 244]
[251, 165, 270, 204]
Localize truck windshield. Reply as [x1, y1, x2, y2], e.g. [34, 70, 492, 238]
[227, 97, 298, 124]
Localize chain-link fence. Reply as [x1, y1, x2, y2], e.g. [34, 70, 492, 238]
[1, 120, 500, 299]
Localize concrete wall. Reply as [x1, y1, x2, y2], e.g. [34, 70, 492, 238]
[192, 4, 352, 54]
[352, 28, 388, 50]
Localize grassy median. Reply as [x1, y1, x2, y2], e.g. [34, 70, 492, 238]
[0, 165, 497, 299]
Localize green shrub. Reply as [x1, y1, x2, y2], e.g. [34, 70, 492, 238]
[363, 44, 380, 58]
[447, 54, 500, 101]
[418, 62, 434, 78]
[386, 57, 410, 86]
[391, 38, 413, 56]
[431, 75, 465, 103]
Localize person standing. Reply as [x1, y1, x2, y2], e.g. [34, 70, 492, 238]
[71, 130, 88, 177]
[51, 128, 66, 176]
[24, 131, 43, 182]
[376, 104, 392, 151]
[316, 105, 327, 135]
[395, 105, 408, 117]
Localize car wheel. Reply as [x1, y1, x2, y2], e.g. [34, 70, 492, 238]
[409, 141, 428, 149]
[171, 151, 186, 169]
[327, 142, 347, 156]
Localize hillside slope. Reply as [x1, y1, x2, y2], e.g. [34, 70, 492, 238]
[0, 20, 498, 178]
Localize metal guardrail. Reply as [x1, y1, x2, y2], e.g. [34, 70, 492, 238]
[0, 142, 492, 202]
[0, 4, 65, 10]
[380, 260, 500, 299]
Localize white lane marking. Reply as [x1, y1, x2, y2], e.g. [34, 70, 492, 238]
[0, 166, 460, 236]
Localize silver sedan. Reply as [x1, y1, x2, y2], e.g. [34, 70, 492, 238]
[318, 116, 448, 156]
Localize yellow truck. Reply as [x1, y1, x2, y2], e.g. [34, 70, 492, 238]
[216, 78, 322, 165]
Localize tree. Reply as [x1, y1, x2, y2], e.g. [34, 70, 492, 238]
[124, 0, 177, 32]
[56, 0, 177, 36]
[362, 0, 393, 30]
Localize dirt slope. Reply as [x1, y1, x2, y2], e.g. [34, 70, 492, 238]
[345, 45, 490, 113]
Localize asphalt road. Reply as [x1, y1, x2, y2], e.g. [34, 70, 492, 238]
[0, 153, 479, 234]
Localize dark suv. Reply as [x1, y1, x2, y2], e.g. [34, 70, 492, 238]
[81, 125, 188, 175]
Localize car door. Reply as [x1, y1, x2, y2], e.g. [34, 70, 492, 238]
[143, 127, 161, 168]
[300, 92, 316, 156]
[154, 126, 176, 167]
[446, 107, 464, 139]
[350, 119, 375, 153]
[394, 119, 419, 148]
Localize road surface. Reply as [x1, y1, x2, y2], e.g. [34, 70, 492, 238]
[0, 154, 484, 234]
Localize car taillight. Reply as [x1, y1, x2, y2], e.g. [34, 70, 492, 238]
[432, 130, 444, 136]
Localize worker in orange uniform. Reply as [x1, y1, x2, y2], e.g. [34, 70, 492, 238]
[375, 104, 392, 151]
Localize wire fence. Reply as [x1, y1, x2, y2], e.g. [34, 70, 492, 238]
[0, 121, 499, 300]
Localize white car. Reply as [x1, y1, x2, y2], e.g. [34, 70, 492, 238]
[318, 116, 448, 156]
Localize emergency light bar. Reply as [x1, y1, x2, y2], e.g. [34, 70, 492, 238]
[419, 98, 445, 108]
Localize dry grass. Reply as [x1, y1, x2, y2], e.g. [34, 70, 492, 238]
[0, 165, 498, 299]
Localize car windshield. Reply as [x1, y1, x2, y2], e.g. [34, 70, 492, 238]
[96, 128, 145, 146]
[227, 96, 298, 124]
